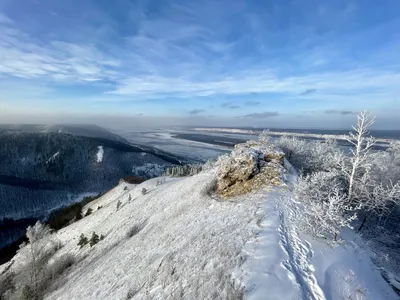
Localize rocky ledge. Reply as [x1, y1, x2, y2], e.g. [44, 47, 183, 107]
[216, 141, 285, 198]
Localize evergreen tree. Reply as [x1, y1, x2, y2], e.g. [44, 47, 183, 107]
[77, 234, 88, 248]
[89, 232, 99, 247]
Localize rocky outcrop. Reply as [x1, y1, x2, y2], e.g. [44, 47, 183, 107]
[216, 141, 285, 198]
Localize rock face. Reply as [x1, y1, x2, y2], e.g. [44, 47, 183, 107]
[216, 141, 285, 198]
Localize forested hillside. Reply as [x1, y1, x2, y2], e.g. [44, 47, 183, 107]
[0, 128, 184, 249]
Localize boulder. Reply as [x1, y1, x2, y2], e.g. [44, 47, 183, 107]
[216, 141, 285, 198]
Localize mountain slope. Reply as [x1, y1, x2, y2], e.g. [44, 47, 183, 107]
[0, 127, 186, 250]
[1, 142, 398, 300]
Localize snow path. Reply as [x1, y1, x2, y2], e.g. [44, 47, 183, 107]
[234, 190, 325, 300]
[278, 209, 326, 300]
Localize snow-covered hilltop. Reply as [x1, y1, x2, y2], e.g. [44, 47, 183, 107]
[1, 137, 399, 300]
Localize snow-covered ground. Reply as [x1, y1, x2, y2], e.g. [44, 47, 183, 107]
[3, 159, 398, 299]
[96, 146, 104, 163]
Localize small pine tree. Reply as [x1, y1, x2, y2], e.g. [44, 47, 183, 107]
[116, 199, 122, 211]
[77, 234, 88, 249]
[100, 234, 105, 241]
[141, 188, 147, 195]
[84, 208, 93, 217]
[89, 232, 99, 247]
[128, 194, 132, 201]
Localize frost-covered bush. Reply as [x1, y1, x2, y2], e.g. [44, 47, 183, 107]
[294, 171, 358, 240]
[275, 136, 341, 174]
[48, 254, 76, 279]
[126, 224, 142, 239]
[202, 158, 218, 171]
[164, 164, 203, 177]
[156, 178, 166, 186]
[141, 188, 147, 195]
[0, 270, 15, 299]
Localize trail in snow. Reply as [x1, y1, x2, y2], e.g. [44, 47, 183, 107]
[278, 209, 326, 300]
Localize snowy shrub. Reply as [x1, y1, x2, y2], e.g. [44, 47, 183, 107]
[0, 270, 15, 298]
[20, 284, 37, 300]
[259, 129, 271, 145]
[276, 136, 341, 174]
[204, 178, 218, 196]
[125, 288, 138, 299]
[49, 254, 76, 279]
[116, 199, 122, 211]
[84, 208, 93, 217]
[89, 232, 100, 247]
[156, 178, 166, 186]
[77, 234, 88, 249]
[202, 158, 218, 171]
[294, 172, 359, 240]
[141, 188, 147, 195]
[126, 223, 144, 239]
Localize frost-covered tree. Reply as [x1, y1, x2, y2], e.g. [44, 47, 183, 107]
[15, 221, 59, 297]
[294, 171, 359, 240]
[344, 110, 376, 202]
[164, 164, 203, 177]
[259, 129, 271, 144]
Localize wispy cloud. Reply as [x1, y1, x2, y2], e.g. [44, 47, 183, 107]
[299, 89, 317, 96]
[188, 109, 205, 115]
[241, 111, 279, 118]
[221, 101, 240, 109]
[324, 109, 356, 115]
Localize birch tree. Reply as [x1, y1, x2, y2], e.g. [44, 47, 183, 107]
[345, 111, 376, 203]
[16, 221, 58, 297]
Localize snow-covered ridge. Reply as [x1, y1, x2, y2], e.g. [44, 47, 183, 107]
[1, 142, 398, 299]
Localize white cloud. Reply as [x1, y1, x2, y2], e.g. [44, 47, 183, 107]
[106, 69, 400, 100]
[0, 2, 400, 110]
[0, 20, 120, 82]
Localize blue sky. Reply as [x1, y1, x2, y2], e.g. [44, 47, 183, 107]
[0, 0, 400, 128]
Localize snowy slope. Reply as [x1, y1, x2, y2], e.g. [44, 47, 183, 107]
[4, 163, 399, 299]
[43, 172, 260, 299]
[233, 164, 399, 300]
